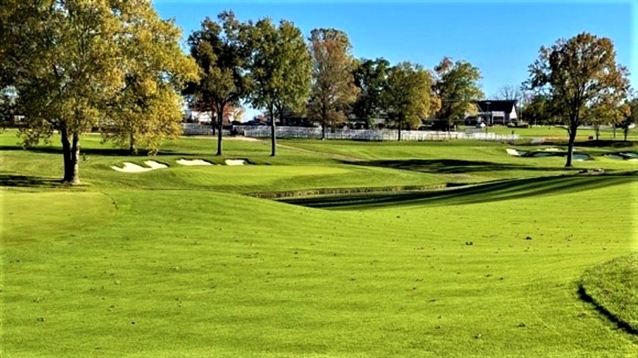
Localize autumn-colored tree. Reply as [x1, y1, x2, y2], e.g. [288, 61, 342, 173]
[307, 28, 359, 139]
[1, 0, 189, 184]
[432, 57, 483, 130]
[582, 97, 630, 141]
[352, 58, 390, 128]
[525, 32, 630, 167]
[103, 12, 198, 155]
[382, 62, 438, 141]
[247, 18, 311, 156]
[185, 11, 252, 155]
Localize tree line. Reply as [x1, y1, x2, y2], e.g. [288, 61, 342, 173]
[1, 3, 636, 184]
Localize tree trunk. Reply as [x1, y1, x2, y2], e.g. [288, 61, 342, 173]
[612, 125, 616, 138]
[60, 126, 72, 182]
[565, 126, 578, 168]
[129, 133, 137, 155]
[62, 132, 81, 185]
[624, 127, 629, 141]
[320, 104, 327, 140]
[397, 121, 402, 141]
[594, 125, 600, 141]
[216, 107, 223, 155]
[270, 104, 276, 157]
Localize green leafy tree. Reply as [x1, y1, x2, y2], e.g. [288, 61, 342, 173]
[1, 0, 187, 184]
[618, 96, 638, 141]
[307, 28, 359, 139]
[352, 58, 390, 128]
[382, 62, 438, 141]
[432, 57, 483, 130]
[521, 94, 555, 126]
[525, 32, 630, 167]
[246, 18, 311, 156]
[185, 11, 252, 155]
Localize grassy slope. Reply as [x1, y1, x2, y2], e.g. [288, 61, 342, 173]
[580, 253, 638, 332]
[2, 130, 638, 357]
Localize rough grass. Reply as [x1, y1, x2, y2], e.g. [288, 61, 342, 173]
[580, 253, 638, 333]
[1, 129, 638, 357]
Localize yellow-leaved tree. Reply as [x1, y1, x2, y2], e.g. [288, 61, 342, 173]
[0, 0, 197, 183]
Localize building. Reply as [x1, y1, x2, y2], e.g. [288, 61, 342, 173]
[473, 100, 519, 125]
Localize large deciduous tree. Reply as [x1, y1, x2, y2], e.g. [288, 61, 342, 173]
[103, 11, 198, 155]
[1, 0, 192, 184]
[382, 62, 439, 141]
[525, 32, 630, 167]
[247, 18, 311, 156]
[352, 58, 390, 129]
[432, 57, 483, 130]
[185, 11, 252, 155]
[307, 28, 359, 139]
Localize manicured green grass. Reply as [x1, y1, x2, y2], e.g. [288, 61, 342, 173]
[580, 253, 638, 332]
[2, 129, 637, 357]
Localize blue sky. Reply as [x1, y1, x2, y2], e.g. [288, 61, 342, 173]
[153, 0, 637, 120]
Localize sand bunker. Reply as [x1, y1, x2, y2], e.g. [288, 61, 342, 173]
[225, 159, 246, 166]
[176, 159, 213, 166]
[225, 136, 261, 142]
[541, 147, 562, 152]
[112, 161, 167, 173]
[144, 160, 168, 169]
[506, 148, 527, 156]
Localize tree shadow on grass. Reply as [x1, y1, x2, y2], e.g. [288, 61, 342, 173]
[0, 174, 62, 188]
[0, 145, 195, 157]
[282, 172, 638, 210]
[341, 159, 581, 174]
[577, 285, 638, 335]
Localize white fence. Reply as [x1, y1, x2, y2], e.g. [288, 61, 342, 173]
[181, 124, 519, 141]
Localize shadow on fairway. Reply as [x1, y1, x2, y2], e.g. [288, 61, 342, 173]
[0, 145, 194, 157]
[281, 172, 638, 210]
[577, 285, 638, 335]
[341, 159, 580, 174]
[0, 174, 62, 188]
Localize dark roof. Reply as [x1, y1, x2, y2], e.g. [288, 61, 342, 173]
[475, 100, 518, 113]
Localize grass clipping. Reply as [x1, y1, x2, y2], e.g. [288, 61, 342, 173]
[580, 252, 638, 333]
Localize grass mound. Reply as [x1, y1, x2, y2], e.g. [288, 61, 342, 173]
[580, 253, 638, 333]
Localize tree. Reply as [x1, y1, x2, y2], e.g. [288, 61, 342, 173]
[618, 97, 638, 141]
[1, 0, 190, 184]
[102, 13, 198, 155]
[185, 11, 252, 155]
[582, 98, 630, 141]
[382, 62, 438, 141]
[432, 57, 483, 130]
[495, 85, 523, 102]
[352, 58, 390, 128]
[246, 18, 311, 156]
[307, 28, 359, 139]
[525, 32, 630, 167]
[520, 94, 555, 126]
